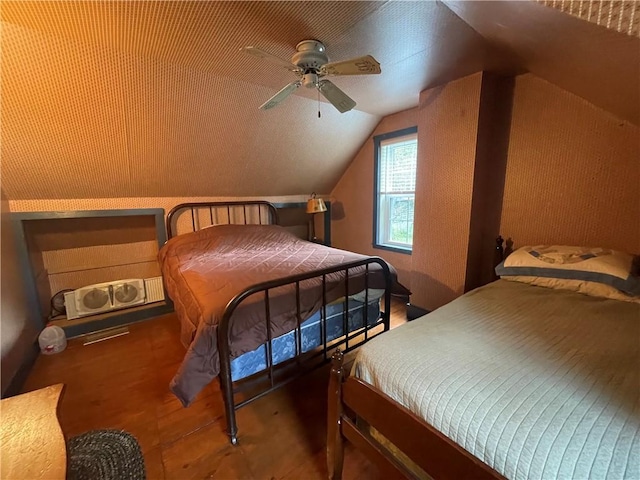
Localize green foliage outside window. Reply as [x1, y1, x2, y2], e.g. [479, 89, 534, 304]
[389, 197, 414, 244]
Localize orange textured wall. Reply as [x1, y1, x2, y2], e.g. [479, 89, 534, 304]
[330, 109, 418, 288]
[501, 74, 640, 253]
[331, 73, 485, 301]
[410, 73, 483, 310]
[1, 189, 38, 394]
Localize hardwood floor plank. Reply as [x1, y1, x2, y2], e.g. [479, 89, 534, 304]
[161, 421, 254, 480]
[22, 299, 408, 479]
[282, 444, 386, 480]
[158, 392, 225, 447]
[343, 443, 387, 480]
[143, 446, 166, 480]
[278, 449, 326, 480]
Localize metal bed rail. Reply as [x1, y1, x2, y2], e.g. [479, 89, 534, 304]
[165, 201, 279, 239]
[217, 257, 393, 445]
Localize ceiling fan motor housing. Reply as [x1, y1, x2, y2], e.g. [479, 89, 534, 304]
[292, 40, 329, 73]
[302, 73, 318, 88]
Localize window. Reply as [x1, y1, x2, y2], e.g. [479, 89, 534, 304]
[373, 127, 418, 253]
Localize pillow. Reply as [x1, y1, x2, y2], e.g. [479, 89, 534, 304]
[495, 245, 640, 298]
[501, 275, 640, 304]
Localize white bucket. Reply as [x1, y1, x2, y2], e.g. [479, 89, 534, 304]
[38, 325, 67, 355]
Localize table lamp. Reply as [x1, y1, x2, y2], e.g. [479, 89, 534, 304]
[306, 193, 327, 242]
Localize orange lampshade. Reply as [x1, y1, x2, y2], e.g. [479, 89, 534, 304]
[306, 197, 327, 214]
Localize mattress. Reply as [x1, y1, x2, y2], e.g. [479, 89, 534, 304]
[231, 296, 380, 381]
[352, 280, 640, 480]
[158, 224, 406, 406]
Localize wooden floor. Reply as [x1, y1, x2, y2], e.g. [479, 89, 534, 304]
[23, 300, 408, 479]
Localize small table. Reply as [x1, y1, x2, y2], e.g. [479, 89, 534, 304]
[0, 384, 66, 479]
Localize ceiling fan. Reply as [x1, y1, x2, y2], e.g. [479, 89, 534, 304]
[241, 40, 381, 113]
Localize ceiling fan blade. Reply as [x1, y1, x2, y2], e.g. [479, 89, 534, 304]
[259, 81, 301, 110]
[241, 46, 299, 72]
[317, 80, 356, 113]
[320, 55, 381, 76]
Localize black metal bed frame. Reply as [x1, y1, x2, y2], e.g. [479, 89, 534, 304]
[165, 201, 393, 445]
[165, 200, 279, 240]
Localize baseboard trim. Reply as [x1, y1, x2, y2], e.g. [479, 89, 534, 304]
[2, 341, 40, 398]
[406, 303, 430, 321]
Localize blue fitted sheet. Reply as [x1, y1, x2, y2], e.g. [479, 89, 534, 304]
[230, 297, 380, 381]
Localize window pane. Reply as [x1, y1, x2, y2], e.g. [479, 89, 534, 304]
[389, 195, 414, 245]
[374, 128, 417, 252]
[380, 140, 417, 194]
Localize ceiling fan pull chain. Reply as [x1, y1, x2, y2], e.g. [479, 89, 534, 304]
[317, 88, 321, 118]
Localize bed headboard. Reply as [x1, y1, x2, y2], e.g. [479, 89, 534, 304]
[495, 236, 505, 267]
[493, 235, 514, 279]
[165, 201, 279, 240]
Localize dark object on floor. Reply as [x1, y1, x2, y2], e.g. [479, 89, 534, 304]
[406, 303, 430, 321]
[67, 430, 145, 480]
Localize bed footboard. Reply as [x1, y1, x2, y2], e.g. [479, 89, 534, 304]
[327, 351, 505, 480]
[218, 257, 393, 445]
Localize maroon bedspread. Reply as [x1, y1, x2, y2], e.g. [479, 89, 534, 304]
[158, 224, 406, 406]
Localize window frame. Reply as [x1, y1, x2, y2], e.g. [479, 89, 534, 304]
[372, 126, 418, 255]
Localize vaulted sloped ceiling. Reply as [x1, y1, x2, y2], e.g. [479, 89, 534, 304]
[1, 1, 638, 201]
[0, 1, 494, 200]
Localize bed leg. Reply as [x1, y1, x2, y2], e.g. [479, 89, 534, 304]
[222, 388, 238, 445]
[327, 349, 345, 480]
[219, 359, 239, 445]
[383, 289, 391, 332]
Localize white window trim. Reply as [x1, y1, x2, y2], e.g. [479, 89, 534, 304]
[373, 127, 417, 254]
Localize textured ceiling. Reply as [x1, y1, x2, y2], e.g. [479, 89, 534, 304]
[443, 0, 640, 125]
[0, 1, 498, 116]
[0, 1, 638, 201]
[535, 0, 640, 36]
[0, 1, 494, 200]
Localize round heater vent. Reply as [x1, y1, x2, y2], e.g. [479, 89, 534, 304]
[115, 283, 139, 304]
[83, 288, 109, 310]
